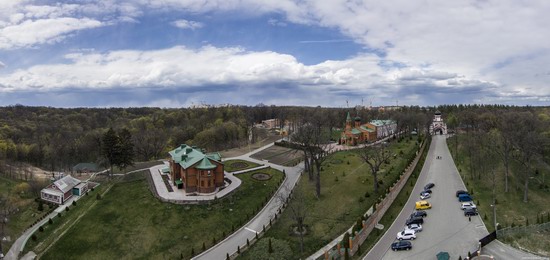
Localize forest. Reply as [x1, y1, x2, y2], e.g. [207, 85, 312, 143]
[0, 104, 548, 179]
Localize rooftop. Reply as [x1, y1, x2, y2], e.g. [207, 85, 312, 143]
[168, 144, 222, 169]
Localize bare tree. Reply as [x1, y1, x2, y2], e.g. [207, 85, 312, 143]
[511, 112, 546, 202]
[491, 112, 517, 193]
[357, 143, 392, 193]
[277, 184, 308, 254]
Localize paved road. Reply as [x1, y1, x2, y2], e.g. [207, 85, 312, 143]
[193, 142, 304, 260]
[365, 135, 488, 260]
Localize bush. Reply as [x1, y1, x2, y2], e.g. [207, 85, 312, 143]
[48, 218, 53, 225]
[358, 197, 364, 203]
[38, 201, 44, 211]
[96, 193, 101, 200]
[335, 176, 339, 182]
[364, 191, 370, 198]
[31, 234, 37, 241]
[247, 237, 292, 259]
[65, 206, 70, 212]
[72, 200, 77, 206]
[39, 226, 44, 232]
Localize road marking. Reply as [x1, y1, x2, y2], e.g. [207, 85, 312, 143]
[245, 227, 257, 233]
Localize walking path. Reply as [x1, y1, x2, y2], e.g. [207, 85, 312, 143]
[192, 142, 304, 260]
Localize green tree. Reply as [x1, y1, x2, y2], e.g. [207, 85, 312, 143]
[102, 127, 121, 174]
[117, 128, 134, 170]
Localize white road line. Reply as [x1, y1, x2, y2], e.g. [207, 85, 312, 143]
[244, 227, 257, 233]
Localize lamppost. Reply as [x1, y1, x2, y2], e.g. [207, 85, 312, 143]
[490, 204, 498, 232]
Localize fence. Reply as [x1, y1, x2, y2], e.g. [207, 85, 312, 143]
[315, 137, 428, 259]
[497, 222, 550, 237]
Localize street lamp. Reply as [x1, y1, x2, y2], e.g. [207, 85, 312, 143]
[490, 204, 498, 232]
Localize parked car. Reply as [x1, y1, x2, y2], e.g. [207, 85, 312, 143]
[461, 202, 477, 210]
[415, 200, 432, 210]
[420, 192, 431, 200]
[456, 190, 468, 197]
[407, 223, 423, 232]
[424, 183, 435, 190]
[464, 208, 478, 216]
[458, 194, 473, 202]
[406, 216, 424, 225]
[397, 229, 417, 240]
[410, 210, 427, 218]
[391, 240, 412, 251]
[421, 189, 432, 194]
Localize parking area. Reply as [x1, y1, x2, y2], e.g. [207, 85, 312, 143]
[366, 135, 489, 260]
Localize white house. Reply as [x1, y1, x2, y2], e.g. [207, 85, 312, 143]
[41, 175, 87, 205]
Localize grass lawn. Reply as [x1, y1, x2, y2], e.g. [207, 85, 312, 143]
[0, 176, 48, 253]
[40, 168, 284, 259]
[224, 159, 262, 172]
[448, 134, 550, 255]
[111, 161, 165, 174]
[250, 145, 302, 166]
[241, 136, 422, 259]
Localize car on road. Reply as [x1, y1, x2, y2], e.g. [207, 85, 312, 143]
[456, 190, 468, 197]
[458, 194, 473, 202]
[391, 240, 412, 251]
[421, 189, 432, 194]
[424, 183, 435, 190]
[415, 200, 432, 210]
[420, 192, 431, 200]
[464, 208, 478, 216]
[406, 216, 424, 225]
[461, 202, 477, 210]
[410, 210, 427, 218]
[397, 229, 417, 240]
[407, 223, 423, 232]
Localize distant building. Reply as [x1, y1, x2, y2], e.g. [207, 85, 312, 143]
[72, 163, 100, 173]
[340, 112, 397, 145]
[261, 119, 280, 129]
[430, 110, 447, 135]
[41, 175, 88, 204]
[168, 144, 225, 193]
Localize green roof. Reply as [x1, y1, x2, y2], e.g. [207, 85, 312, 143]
[175, 179, 183, 185]
[351, 128, 362, 135]
[360, 126, 375, 132]
[196, 157, 217, 170]
[354, 116, 361, 121]
[168, 144, 222, 169]
[161, 167, 170, 173]
[346, 112, 352, 122]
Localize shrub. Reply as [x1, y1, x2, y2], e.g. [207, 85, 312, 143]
[202, 242, 206, 251]
[364, 191, 370, 198]
[38, 201, 44, 211]
[358, 197, 364, 203]
[39, 226, 44, 232]
[72, 201, 77, 206]
[335, 176, 339, 182]
[31, 234, 37, 241]
[96, 193, 101, 200]
[65, 206, 70, 212]
[48, 218, 53, 225]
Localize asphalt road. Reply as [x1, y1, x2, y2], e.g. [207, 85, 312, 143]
[365, 135, 489, 260]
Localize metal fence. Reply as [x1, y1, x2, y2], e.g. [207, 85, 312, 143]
[497, 222, 550, 237]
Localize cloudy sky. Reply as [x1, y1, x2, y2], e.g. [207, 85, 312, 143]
[0, 0, 549, 107]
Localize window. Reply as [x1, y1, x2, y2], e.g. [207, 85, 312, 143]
[201, 180, 204, 187]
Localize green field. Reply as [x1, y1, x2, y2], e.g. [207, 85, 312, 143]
[241, 135, 422, 259]
[0, 176, 49, 253]
[449, 134, 550, 255]
[224, 159, 262, 172]
[40, 168, 283, 259]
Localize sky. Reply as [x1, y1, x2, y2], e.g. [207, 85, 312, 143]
[0, 0, 549, 108]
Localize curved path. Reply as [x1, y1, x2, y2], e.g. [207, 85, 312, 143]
[193, 142, 304, 260]
[365, 135, 488, 259]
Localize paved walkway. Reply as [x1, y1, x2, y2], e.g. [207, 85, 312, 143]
[192, 143, 304, 260]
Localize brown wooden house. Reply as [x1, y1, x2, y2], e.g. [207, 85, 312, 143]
[168, 144, 224, 193]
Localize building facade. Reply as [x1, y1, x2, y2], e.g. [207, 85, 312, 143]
[168, 144, 225, 194]
[430, 110, 447, 135]
[41, 175, 87, 204]
[340, 112, 397, 145]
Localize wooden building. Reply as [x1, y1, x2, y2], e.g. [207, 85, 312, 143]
[41, 175, 88, 204]
[168, 144, 224, 193]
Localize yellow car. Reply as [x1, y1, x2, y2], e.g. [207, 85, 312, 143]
[415, 200, 432, 210]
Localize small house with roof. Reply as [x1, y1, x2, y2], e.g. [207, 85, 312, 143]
[168, 144, 224, 193]
[41, 175, 88, 204]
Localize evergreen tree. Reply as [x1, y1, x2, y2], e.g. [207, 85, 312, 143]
[102, 127, 121, 174]
[117, 128, 135, 169]
[268, 238, 273, 254]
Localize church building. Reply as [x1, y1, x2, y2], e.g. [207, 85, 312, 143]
[430, 110, 447, 135]
[168, 144, 225, 193]
[340, 112, 396, 145]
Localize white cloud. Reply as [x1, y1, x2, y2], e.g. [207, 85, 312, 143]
[0, 61, 5, 69]
[0, 17, 103, 49]
[171, 19, 204, 30]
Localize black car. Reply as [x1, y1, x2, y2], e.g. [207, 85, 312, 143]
[406, 216, 424, 225]
[424, 183, 435, 190]
[464, 208, 478, 216]
[456, 190, 469, 197]
[410, 210, 427, 218]
[420, 189, 432, 194]
[391, 240, 412, 251]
